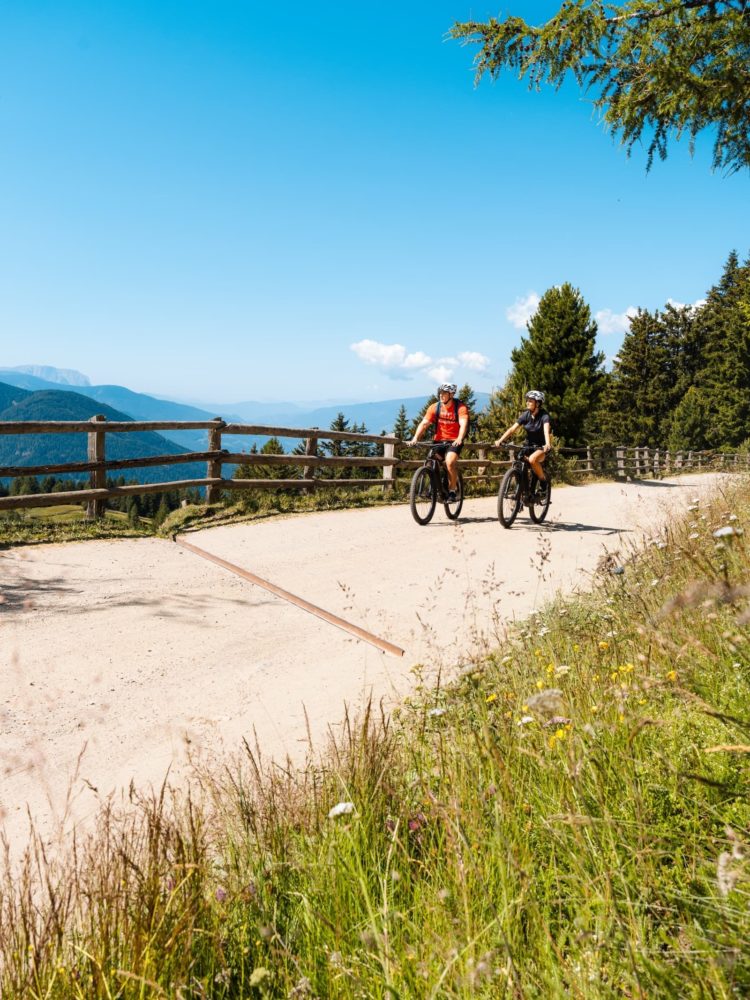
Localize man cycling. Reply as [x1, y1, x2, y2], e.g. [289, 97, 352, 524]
[409, 383, 469, 501]
[495, 390, 551, 496]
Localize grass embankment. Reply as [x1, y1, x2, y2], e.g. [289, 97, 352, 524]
[2, 479, 750, 998]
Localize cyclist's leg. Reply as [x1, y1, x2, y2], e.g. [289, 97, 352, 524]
[445, 443, 463, 491]
[528, 448, 547, 482]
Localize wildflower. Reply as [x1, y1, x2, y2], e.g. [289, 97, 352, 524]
[428, 707, 446, 717]
[573, 644, 580, 652]
[555, 665, 571, 676]
[666, 670, 677, 682]
[537, 626, 550, 636]
[534, 649, 543, 657]
[526, 688, 565, 716]
[328, 801, 355, 819]
[249, 968, 271, 988]
[598, 641, 609, 651]
[592, 673, 600, 681]
[517, 715, 535, 726]
[486, 693, 498, 704]
[689, 532, 700, 540]
[714, 525, 743, 538]
[215, 887, 227, 903]
[717, 827, 745, 897]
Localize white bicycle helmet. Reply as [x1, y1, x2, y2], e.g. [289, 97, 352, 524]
[438, 382, 457, 395]
[526, 389, 545, 404]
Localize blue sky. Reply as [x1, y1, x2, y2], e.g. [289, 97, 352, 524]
[1, 1, 748, 405]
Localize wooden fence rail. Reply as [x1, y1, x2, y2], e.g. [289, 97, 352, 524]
[0, 416, 746, 516]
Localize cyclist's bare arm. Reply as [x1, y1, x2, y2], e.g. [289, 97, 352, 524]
[409, 415, 433, 446]
[455, 408, 469, 446]
[494, 422, 521, 447]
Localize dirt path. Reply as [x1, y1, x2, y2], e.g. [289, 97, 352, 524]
[0, 474, 726, 852]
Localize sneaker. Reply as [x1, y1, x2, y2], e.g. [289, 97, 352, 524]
[447, 490, 457, 502]
[538, 481, 549, 500]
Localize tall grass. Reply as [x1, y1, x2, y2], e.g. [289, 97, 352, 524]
[1, 477, 749, 997]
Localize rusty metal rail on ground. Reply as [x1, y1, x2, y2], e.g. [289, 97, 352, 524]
[174, 535, 405, 658]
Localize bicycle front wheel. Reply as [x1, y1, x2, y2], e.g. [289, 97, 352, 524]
[498, 468, 522, 528]
[410, 467, 437, 525]
[443, 471, 464, 520]
[530, 475, 552, 524]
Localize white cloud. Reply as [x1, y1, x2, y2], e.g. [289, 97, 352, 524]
[595, 306, 638, 335]
[428, 364, 454, 384]
[506, 292, 540, 329]
[457, 350, 490, 372]
[666, 297, 707, 312]
[350, 339, 490, 383]
[403, 350, 432, 369]
[350, 340, 414, 369]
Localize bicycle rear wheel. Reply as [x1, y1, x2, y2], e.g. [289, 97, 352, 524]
[498, 468, 522, 528]
[529, 474, 552, 523]
[443, 471, 464, 520]
[409, 467, 436, 525]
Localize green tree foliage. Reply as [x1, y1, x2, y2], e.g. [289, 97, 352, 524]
[594, 308, 675, 446]
[477, 379, 523, 442]
[694, 251, 750, 447]
[451, 0, 750, 173]
[668, 385, 710, 451]
[393, 405, 409, 441]
[509, 283, 605, 446]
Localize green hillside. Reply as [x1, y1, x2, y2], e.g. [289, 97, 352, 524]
[0, 384, 208, 485]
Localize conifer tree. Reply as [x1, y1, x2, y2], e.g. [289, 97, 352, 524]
[693, 251, 750, 448]
[451, 1, 750, 172]
[393, 404, 409, 441]
[668, 386, 710, 451]
[594, 309, 673, 447]
[509, 282, 604, 446]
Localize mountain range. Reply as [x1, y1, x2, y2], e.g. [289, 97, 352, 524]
[0, 383, 205, 485]
[0, 367, 490, 450]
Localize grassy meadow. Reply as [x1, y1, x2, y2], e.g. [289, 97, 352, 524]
[1, 474, 749, 997]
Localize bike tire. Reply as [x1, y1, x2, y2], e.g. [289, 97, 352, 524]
[498, 468, 522, 528]
[409, 467, 437, 525]
[443, 471, 464, 520]
[529, 474, 552, 524]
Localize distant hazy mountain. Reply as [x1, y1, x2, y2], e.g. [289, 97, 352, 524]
[0, 384, 205, 485]
[0, 365, 91, 386]
[0, 368, 491, 451]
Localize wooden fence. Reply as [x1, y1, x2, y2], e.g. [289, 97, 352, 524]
[0, 416, 746, 517]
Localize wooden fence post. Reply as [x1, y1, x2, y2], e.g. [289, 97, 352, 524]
[665, 449, 671, 475]
[616, 446, 625, 478]
[477, 446, 487, 482]
[85, 415, 107, 520]
[303, 434, 318, 492]
[688, 450, 693, 471]
[653, 448, 660, 478]
[206, 418, 225, 505]
[382, 441, 395, 492]
[586, 445, 593, 475]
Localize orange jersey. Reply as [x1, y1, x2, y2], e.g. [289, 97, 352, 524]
[425, 400, 468, 442]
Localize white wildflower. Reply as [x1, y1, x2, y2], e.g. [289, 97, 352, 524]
[714, 525, 743, 538]
[428, 707, 446, 718]
[526, 688, 565, 717]
[328, 801, 355, 819]
[517, 715, 535, 726]
[555, 665, 571, 676]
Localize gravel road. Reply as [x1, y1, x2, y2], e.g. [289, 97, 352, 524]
[0, 473, 726, 852]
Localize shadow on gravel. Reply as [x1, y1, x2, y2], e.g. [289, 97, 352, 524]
[0, 575, 75, 613]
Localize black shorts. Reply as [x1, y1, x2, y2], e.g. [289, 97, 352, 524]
[432, 441, 463, 456]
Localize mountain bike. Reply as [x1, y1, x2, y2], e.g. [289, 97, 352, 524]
[409, 443, 464, 525]
[496, 444, 552, 528]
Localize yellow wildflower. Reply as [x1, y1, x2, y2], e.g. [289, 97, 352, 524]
[598, 641, 609, 651]
[666, 670, 677, 682]
[486, 693, 498, 704]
